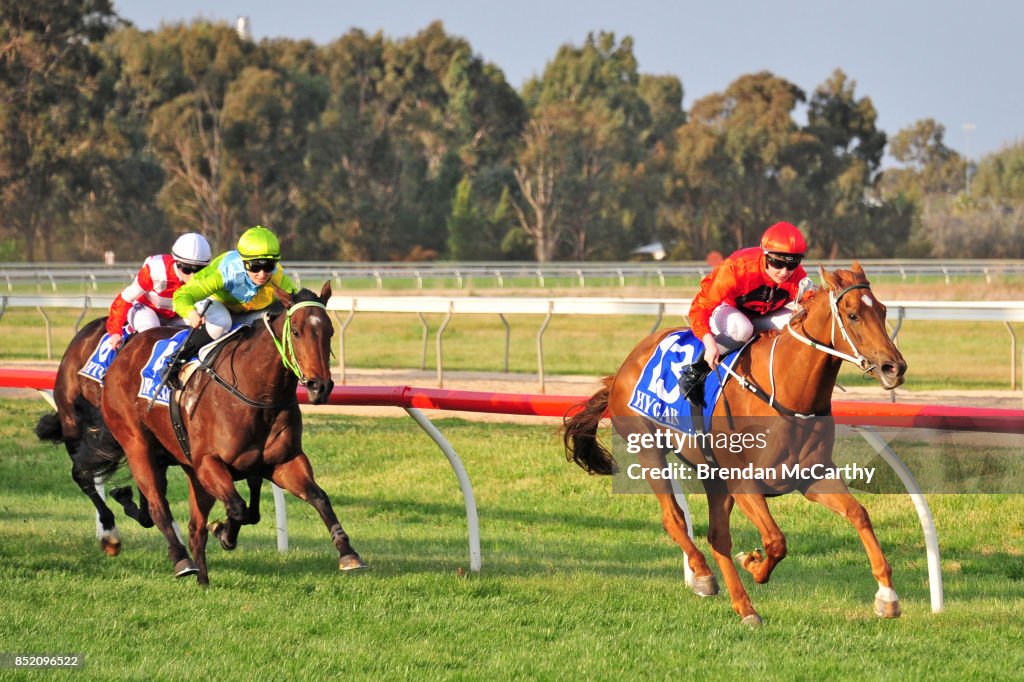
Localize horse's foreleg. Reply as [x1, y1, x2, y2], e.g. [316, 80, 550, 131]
[194, 457, 248, 552]
[184, 472, 216, 586]
[731, 493, 787, 584]
[270, 454, 365, 571]
[209, 476, 263, 551]
[706, 492, 762, 626]
[802, 488, 900, 618]
[123, 445, 196, 578]
[69, 458, 121, 555]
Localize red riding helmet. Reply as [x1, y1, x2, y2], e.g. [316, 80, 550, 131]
[760, 222, 807, 255]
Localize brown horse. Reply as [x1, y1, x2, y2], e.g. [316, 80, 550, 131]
[563, 263, 907, 625]
[35, 318, 264, 556]
[80, 282, 363, 584]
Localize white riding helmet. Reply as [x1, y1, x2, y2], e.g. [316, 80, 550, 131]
[171, 233, 212, 267]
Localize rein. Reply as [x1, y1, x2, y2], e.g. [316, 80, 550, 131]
[194, 299, 327, 410]
[717, 282, 874, 420]
[263, 300, 327, 382]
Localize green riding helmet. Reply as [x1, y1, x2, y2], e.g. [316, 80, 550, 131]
[237, 226, 281, 260]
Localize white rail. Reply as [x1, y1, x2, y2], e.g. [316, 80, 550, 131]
[4, 295, 1024, 392]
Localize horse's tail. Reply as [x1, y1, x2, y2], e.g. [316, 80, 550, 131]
[34, 411, 64, 444]
[75, 398, 126, 480]
[562, 376, 618, 476]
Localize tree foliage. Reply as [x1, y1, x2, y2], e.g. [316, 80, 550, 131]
[1, 11, 1016, 263]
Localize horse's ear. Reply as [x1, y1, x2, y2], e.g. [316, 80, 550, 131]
[274, 284, 294, 309]
[818, 264, 840, 291]
[319, 281, 332, 304]
[850, 260, 867, 279]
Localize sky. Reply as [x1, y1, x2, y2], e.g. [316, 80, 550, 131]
[114, 0, 1023, 162]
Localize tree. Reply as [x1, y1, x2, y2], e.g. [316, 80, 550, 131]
[883, 118, 964, 199]
[667, 72, 806, 256]
[0, 0, 121, 260]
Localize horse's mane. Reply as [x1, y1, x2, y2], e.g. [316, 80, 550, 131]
[786, 266, 869, 326]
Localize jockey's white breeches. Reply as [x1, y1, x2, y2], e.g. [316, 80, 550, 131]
[708, 304, 793, 353]
[197, 299, 268, 339]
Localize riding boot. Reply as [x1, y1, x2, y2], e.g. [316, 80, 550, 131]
[680, 358, 712, 407]
[162, 325, 214, 390]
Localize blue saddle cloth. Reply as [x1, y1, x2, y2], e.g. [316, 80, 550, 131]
[78, 332, 121, 384]
[136, 329, 191, 407]
[628, 330, 742, 433]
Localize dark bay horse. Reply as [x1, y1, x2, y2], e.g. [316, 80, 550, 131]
[563, 263, 907, 625]
[81, 282, 364, 584]
[35, 318, 263, 556]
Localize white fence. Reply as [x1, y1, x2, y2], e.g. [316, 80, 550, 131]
[3, 259, 1024, 292]
[4, 294, 1024, 394]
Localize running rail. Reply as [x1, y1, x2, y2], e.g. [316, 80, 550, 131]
[9, 367, 1024, 610]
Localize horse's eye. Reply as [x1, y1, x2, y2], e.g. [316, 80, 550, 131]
[847, 312, 859, 322]
[292, 329, 300, 337]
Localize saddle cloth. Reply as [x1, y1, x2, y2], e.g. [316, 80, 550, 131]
[627, 330, 743, 433]
[78, 332, 122, 384]
[136, 324, 249, 406]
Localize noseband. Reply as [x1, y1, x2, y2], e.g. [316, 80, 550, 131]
[263, 300, 329, 383]
[785, 283, 874, 372]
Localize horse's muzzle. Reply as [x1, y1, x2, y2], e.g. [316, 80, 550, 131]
[876, 355, 908, 390]
[306, 378, 335, 405]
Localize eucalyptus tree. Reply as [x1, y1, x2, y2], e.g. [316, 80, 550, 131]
[0, 0, 121, 260]
[516, 32, 659, 261]
[668, 72, 807, 257]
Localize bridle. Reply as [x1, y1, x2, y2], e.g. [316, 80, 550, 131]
[783, 283, 874, 372]
[263, 299, 329, 383]
[194, 298, 329, 409]
[717, 281, 876, 419]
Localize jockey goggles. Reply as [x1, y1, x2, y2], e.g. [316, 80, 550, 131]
[244, 258, 278, 274]
[176, 262, 203, 275]
[764, 251, 803, 271]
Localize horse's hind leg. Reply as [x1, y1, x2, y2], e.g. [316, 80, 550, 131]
[802, 488, 900, 618]
[706, 492, 762, 626]
[731, 493, 787, 584]
[636, 450, 717, 595]
[124, 443, 197, 578]
[271, 454, 365, 571]
[184, 472, 217, 586]
[69, 457, 121, 556]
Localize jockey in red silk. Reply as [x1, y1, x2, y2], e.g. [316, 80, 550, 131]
[680, 221, 811, 406]
[105, 233, 212, 350]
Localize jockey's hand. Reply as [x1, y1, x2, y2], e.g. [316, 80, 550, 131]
[106, 333, 123, 351]
[186, 310, 203, 328]
[701, 333, 720, 368]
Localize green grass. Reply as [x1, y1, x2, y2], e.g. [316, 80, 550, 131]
[1, 398, 1023, 679]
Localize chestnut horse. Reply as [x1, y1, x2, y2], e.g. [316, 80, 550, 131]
[563, 263, 907, 625]
[79, 282, 363, 584]
[35, 318, 263, 556]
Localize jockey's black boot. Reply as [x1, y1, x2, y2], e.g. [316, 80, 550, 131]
[162, 325, 213, 390]
[680, 358, 712, 407]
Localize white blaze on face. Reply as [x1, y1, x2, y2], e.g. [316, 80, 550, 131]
[862, 295, 875, 307]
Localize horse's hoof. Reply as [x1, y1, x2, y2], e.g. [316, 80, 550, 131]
[874, 597, 902, 619]
[110, 486, 133, 506]
[208, 520, 236, 551]
[338, 553, 366, 571]
[736, 549, 763, 569]
[100, 537, 121, 557]
[173, 558, 198, 578]
[692, 574, 719, 597]
[741, 613, 764, 627]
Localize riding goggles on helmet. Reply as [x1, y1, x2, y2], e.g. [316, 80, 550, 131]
[244, 259, 278, 274]
[764, 251, 803, 271]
